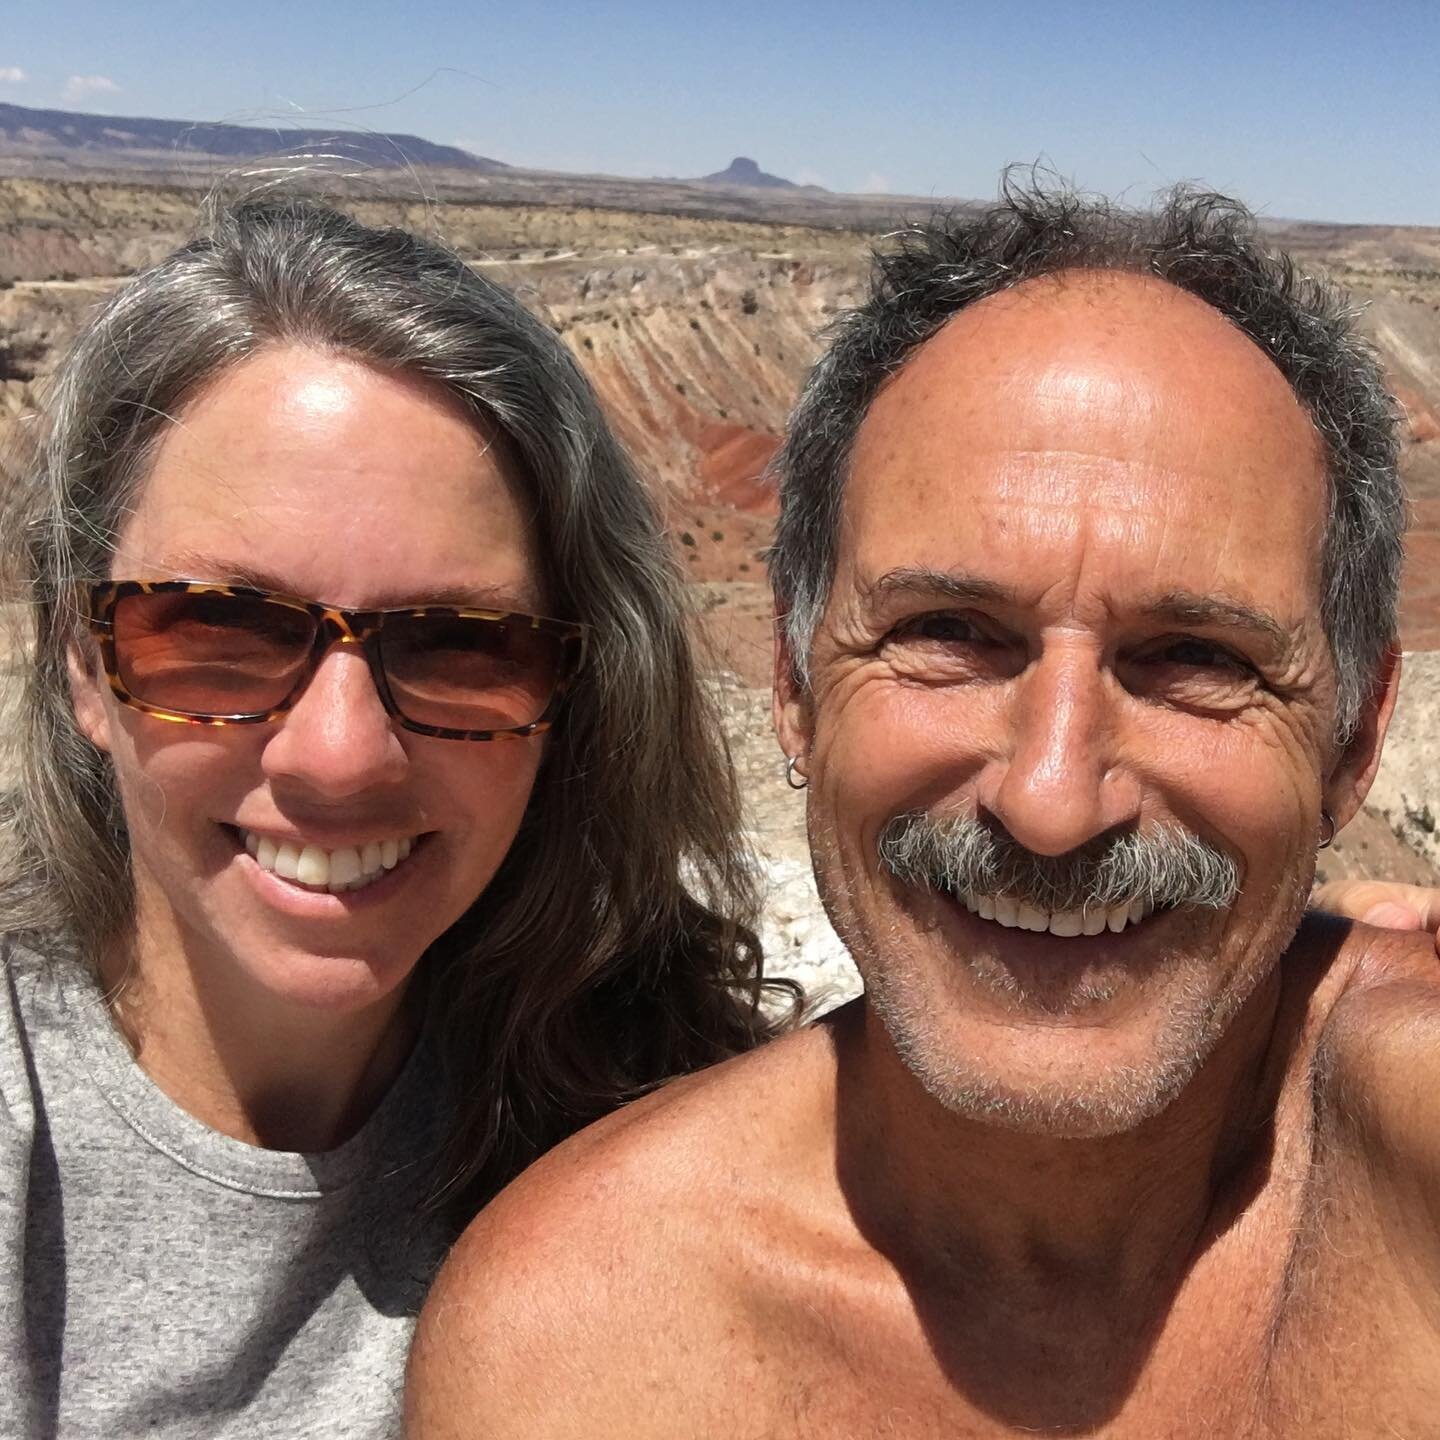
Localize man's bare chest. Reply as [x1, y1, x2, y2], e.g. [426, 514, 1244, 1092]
[1254, 1149, 1440, 1438]
[699, 1190, 1438, 1440]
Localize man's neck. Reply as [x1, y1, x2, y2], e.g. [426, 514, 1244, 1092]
[832, 976, 1288, 1306]
[99, 911, 419, 1154]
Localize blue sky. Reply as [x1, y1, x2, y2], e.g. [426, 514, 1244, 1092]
[5, 0, 1439, 224]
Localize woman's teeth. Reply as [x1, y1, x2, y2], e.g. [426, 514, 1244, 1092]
[959, 892, 1155, 937]
[241, 831, 416, 893]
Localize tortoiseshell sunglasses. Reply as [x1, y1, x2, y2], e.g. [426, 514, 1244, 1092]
[85, 580, 588, 741]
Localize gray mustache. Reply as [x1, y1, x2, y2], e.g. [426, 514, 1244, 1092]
[876, 812, 1240, 914]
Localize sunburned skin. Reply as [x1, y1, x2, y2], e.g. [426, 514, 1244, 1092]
[404, 271, 1440, 1439]
[409, 921, 1439, 1438]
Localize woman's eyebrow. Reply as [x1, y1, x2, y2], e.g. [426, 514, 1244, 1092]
[154, 553, 539, 610]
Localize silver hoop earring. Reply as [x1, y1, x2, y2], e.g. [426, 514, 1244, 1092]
[784, 755, 808, 790]
[1317, 810, 1336, 850]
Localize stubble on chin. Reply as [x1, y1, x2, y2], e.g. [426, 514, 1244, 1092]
[863, 959, 1221, 1139]
[837, 885, 1304, 1142]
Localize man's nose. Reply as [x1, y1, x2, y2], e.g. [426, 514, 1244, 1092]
[977, 645, 1141, 857]
[260, 641, 408, 797]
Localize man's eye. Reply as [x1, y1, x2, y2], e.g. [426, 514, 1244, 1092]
[1122, 636, 1263, 713]
[880, 612, 1023, 683]
[892, 613, 986, 645]
[1145, 638, 1251, 672]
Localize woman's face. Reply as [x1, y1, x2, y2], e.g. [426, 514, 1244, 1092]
[70, 344, 550, 1015]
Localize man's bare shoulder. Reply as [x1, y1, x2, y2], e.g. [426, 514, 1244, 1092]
[1308, 915, 1440, 1174]
[1260, 917, 1440, 1431]
[405, 1014, 847, 1439]
[1317, 914, 1440, 1064]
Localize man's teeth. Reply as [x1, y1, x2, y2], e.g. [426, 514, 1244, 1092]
[959, 892, 1155, 936]
[242, 831, 416, 893]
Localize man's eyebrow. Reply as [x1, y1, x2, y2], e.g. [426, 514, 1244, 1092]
[863, 567, 1019, 609]
[863, 573, 1299, 654]
[1144, 590, 1296, 654]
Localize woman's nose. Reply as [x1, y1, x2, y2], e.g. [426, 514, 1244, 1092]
[260, 641, 408, 798]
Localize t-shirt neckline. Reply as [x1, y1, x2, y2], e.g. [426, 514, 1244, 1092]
[57, 956, 439, 1200]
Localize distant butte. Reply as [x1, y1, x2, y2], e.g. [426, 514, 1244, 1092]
[697, 157, 817, 191]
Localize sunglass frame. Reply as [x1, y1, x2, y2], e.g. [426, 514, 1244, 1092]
[84, 579, 588, 741]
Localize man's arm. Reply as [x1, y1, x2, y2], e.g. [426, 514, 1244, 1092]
[1268, 939, 1440, 1435]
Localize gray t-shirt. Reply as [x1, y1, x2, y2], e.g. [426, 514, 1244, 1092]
[0, 940, 454, 1439]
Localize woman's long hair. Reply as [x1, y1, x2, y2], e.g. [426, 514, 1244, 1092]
[0, 192, 798, 1218]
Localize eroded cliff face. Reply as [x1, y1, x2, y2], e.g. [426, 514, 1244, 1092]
[1361, 290, 1440, 650]
[0, 180, 864, 525]
[534, 248, 858, 510]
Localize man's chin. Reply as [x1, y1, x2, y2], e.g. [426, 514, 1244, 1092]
[896, 1038, 1207, 1140]
[862, 958, 1245, 1141]
[834, 866, 1300, 1139]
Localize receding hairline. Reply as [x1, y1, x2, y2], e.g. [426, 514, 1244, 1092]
[861, 265, 1323, 440]
[843, 262, 1329, 550]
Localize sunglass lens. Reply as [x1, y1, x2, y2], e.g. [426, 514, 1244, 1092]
[112, 590, 315, 717]
[379, 613, 565, 732]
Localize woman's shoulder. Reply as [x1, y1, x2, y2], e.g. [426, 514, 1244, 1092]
[0, 933, 119, 1158]
[1, 929, 93, 1048]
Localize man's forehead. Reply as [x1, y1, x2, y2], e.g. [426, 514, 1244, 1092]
[852, 269, 1322, 478]
[832, 270, 1331, 631]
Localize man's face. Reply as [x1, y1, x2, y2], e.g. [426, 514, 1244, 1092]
[780, 271, 1380, 1136]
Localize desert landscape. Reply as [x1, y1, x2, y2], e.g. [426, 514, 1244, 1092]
[3, 123, 1438, 999]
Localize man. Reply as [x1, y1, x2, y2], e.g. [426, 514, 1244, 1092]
[408, 186, 1440, 1437]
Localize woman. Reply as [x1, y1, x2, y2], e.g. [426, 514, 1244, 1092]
[0, 194, 791, 1437]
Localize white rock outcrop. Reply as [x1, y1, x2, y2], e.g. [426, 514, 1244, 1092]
[1366, 650, 1440, 871]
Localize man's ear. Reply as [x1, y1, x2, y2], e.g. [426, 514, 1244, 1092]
[1323, 644, 1401, 831]
[772, 603, 814, 784]
[67, 637, 113, 755]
